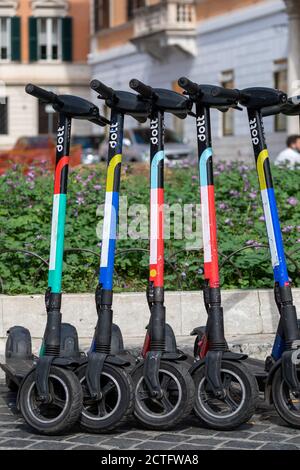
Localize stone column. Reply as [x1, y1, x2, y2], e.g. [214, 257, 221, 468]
[285, 0, 300, 134]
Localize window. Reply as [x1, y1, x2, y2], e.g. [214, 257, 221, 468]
[94, 0, 110, 31]
[274, 61, 287, 132]
[127, 0, 146, 20]
[0, 17, 11, 60]
[37, 17, 61, 61]
[0, 97, 8, 134]
[38, 100, 57, 135]
[221, 70, 234, 136]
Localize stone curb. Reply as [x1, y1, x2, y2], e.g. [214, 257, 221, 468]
[1, 288, 298, 341]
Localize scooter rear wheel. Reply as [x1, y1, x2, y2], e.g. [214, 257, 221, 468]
[192, 360, 258, 430]
[18, 366, 83, 435]
[77, 363, 134, 433]
[132, 361, 195, 430]
[272, 366, 300, 428]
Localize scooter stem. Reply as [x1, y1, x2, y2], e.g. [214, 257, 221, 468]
[148, 110, 166, 351]
[43, 114, 71, 357]
[95, 111, 124, 353]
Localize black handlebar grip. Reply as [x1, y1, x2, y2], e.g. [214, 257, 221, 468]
[90, 79, 114, 100]
[211, 86, 241, 100]
[129, 79, 154, 99]
[261, 105, 282, 117]
[25, 83, 60, 104]
[178, 77, 200, 95]
[90, 116, 110, 127]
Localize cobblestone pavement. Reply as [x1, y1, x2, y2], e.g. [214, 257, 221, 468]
[1, 381, 300, 450]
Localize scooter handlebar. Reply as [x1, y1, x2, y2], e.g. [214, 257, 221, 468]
[90, 79, 114, 100]
[129, 79, 154, 99]
[211, 85, 241, 100]
[261, 104, 282, 117]
[178, 77, 200, 96]
[25, 83, 62, 105]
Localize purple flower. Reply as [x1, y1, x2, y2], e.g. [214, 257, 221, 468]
[93, 184, 102, 191]
[225, 218, 233, 226]
[297, 239, 300, 243]
[282, 225, 294, 233]
[218, 202, 228, 210]
[181, 272, 187, 278]
[259, 215, 265, 221]
[246, 240, 261, 247]
[287, 196, 298, 206]
[76, 192, 85, 205]
[249, 191, 257, 200]
[229, 190, 239, 197]
[239, 164, 249, 173]
[192, 175, 197, 181]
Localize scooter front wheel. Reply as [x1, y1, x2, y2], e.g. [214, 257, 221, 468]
[272, 366, 300, 428]
[132, 361, 195, 430]
[18, 366, 83, 435]
[77, 363, 134, 433]
[192, 360, 258, 430]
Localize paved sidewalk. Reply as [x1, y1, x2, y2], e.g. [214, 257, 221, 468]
[1, 381, 300, 450]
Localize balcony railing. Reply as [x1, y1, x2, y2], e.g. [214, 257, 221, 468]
[131, 0, 197, 59]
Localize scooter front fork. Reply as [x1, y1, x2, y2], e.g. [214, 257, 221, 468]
[85, 284, 113, 399]
[204, 286, 228, 399]
[274, 283, 300, 394]
[144, 286, 166, 398]
[35, 293, 62, 402]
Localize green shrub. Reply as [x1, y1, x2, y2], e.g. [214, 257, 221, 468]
[0, 162, 299, 294]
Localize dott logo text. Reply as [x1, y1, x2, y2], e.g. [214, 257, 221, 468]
[150, 118, 159, 145]
[249, 118, 259, 146]
[197, 115, 206, 142]
[109, 122, 119, 149]
[56, 126, 65, 152]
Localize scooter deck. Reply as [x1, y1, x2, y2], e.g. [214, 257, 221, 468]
[1, 359, 35, 387]
[244, 357, 267, 391]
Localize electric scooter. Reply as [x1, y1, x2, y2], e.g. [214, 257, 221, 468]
[74, 79, 152, 432]
[128, 79, 195, 430]
[206, 85, 300, 428]
[177, 77, 258, 430]
[1, 84, 109, 434]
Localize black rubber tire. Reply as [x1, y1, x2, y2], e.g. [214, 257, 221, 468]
[19, 366, 83, 435]
[132, 360, 195, 430]
[193, 360, 258, 430]
[5, 374, 18, 392]
[272, 366, 300, 428]
[77, 364, 134, 433]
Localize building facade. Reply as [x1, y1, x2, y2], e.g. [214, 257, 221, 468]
[89, 0, 300, 161]
[0, 0, 92, 149]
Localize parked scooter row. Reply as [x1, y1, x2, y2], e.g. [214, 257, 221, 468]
[1, 79, 300, 435]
